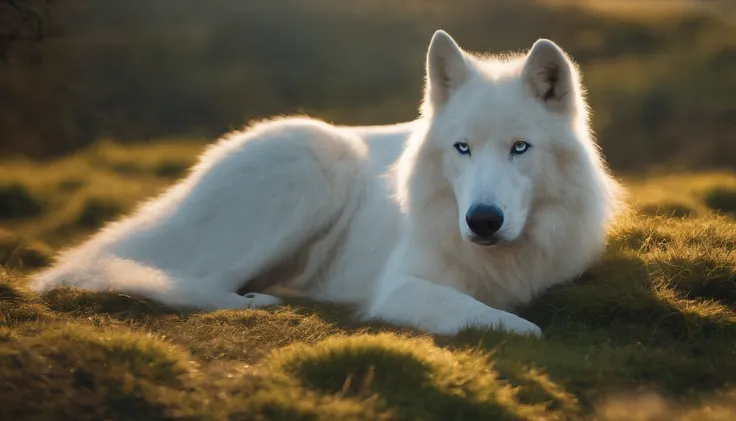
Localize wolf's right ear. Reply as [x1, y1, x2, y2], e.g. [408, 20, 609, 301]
[521, 39, 579, 114]
[423, 30, 471, 114]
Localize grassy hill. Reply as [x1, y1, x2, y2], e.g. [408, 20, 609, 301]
[1, 140, 735, 420]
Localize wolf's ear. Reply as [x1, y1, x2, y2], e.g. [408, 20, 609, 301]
[424, 30, 471, 113]
[522, 39, 578, 113]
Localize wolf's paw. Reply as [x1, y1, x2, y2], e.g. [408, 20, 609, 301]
[432, 306, 542, 338]
[484, 312, 542, 337]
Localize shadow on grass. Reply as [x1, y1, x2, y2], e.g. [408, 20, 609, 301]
[705, 187, 736, 215]
[278, 296, 422, 336]
[659, 256, 736, 309]
[638, 202, 694, 218]
[0, 183, 43, 220]
[76, 197, 124, 229]
[518, 252, 736, 342]
[154, 161, 191, 179]
[41, 287, 184, 320]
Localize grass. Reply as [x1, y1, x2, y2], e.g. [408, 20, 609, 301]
[0, 141, 735, 420]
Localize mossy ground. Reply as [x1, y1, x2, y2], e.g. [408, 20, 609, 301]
[0, 142, 735, 420]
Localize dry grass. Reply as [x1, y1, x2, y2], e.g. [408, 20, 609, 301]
[0, 140, 735, 420]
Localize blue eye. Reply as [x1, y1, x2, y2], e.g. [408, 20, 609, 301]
[511, 141, 532, 155]
[453, 142, 471, 156]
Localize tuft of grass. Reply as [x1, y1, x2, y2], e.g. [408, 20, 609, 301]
[269, 333, 559, 420]
[0, 271, 54, 327]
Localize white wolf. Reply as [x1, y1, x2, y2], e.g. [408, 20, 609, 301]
[30, 31, 621, 337]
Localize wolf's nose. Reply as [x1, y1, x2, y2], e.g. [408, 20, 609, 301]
[466, 204, 504, 239]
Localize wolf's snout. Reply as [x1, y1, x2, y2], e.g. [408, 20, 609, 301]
[465, 204, 504, 241]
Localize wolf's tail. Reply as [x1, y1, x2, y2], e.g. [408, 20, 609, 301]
[28, 254, 211, 310]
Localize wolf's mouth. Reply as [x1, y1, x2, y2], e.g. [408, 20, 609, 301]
[469, 235, 501, 246]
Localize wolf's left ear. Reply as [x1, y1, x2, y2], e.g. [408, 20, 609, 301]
[424, 30, 471, 113]
[522, 39, 578, 113]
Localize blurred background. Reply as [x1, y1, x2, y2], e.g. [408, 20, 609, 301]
[1, 0, 736, 255]
[1, 0, 734, 172]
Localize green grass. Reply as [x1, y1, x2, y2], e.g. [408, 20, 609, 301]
[0, 141, 735, 420]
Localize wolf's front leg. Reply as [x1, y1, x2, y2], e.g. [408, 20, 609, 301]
[366, 275, 541, 337]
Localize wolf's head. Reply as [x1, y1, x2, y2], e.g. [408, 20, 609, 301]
[401, 30, 616, 249]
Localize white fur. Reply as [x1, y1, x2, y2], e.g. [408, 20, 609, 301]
[30, 31, 622, 337]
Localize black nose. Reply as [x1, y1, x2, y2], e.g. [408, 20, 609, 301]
[466, 204, 504, 239]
